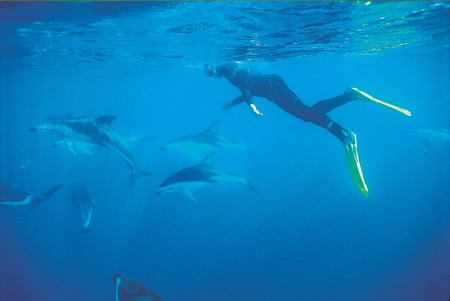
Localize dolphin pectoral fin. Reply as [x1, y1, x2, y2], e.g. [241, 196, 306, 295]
[198, 152, 215, 166]
[64, 138, 79, 156]
[129, 169, 152, 186]
[184, 191, 198, 202]
[56, 139, 97, 155]
[76, 142, 97, 155]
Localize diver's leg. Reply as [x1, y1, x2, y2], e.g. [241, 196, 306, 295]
[284, 102, 369, 197]
[308, 108, 369, 197]
[310, 87, 411, 117]
[312, 111, 369, 197]
[309, 90, 355, 114]
[277, 98, 348, 142]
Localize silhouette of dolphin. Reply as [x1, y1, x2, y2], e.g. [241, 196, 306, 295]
[29, 115, 152, 185]
[0, 184, 63, 208]
[404, 126, 450, 148]
[156, 153, 256, 201]
[71, 185, 94, 229]
[114, 274, 163, 301]
[161, 120, 251, 159]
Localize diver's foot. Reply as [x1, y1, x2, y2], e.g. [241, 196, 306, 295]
[345, 87, 376, 102]
[341, 128, 355, 146]
[342, 129, 369, 197]
[345, 87, 412, 116]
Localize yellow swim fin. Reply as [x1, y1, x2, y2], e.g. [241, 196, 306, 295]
[343, 130, 369, 197]
[349, 87, 412, 117]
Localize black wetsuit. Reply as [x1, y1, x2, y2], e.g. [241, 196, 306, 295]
[216, 63, 354, 142]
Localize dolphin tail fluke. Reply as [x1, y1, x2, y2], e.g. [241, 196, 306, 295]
[31, 184, 64, 208]
[129, 170, 152, 186]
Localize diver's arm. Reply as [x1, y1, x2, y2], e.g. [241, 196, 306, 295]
[222, 94, 248, 110]
[242, 89, 263, 117]
[223, 89, 263, 116]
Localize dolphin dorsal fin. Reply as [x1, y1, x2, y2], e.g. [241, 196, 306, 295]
[204, 120, 220, 133]
[199, 152, 215, 166]
[96, 115, 117, 126]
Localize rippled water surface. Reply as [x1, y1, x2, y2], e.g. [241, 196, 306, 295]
[1, 1, 449, 69]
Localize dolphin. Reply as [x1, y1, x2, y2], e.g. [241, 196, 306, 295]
[71, 185, 94, 229]
[155, 153, 256, 201]
[0, 184, 63, 208]
[53, 139, 99, 155]
[29, 115, 152, 185]
[53, 134, 154, 156]
[160, 120, 251, 159]
[404, 126, 450, 148]
[114, 274, 163, 301]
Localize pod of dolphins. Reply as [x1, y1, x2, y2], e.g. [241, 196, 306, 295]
[2, 114, 448, 300]
[3, 114, 448, 208]
[2, 116, 257, 226]
[1, 115, 258, 299]
[26, 115, 256, 200]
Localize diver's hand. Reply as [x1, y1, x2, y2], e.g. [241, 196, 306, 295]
[249, 103, 264, 117]
[222, 102, 233, 111]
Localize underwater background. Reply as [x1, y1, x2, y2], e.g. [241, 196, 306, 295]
[0, 2, 449, 301]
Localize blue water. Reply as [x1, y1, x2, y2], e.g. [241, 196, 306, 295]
[0, 2, 449, 301]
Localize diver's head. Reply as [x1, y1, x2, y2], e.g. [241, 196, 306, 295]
[204, 64, 219, 78]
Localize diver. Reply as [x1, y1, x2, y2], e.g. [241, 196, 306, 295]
[204, 62, 411, 197]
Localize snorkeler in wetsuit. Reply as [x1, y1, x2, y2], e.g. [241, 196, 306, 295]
[204, 62, 412, 197]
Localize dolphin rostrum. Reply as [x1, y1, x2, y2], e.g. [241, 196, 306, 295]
[160, 120, 251, 159]
[156, 153, 256, 201]
[29, 115, 152, 185]
[0, 183, 63, 208]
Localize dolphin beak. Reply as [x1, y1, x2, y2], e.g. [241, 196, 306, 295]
[155, 190, 162, 196]
[28, 127, 37, 132]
